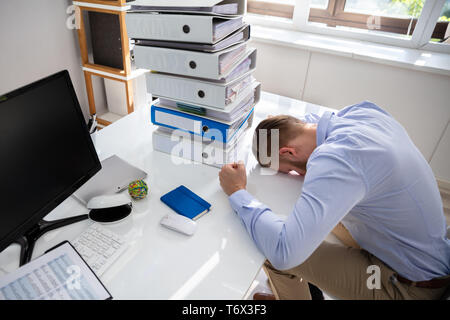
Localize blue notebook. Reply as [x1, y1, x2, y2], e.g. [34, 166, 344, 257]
[160, 185, 211, 221]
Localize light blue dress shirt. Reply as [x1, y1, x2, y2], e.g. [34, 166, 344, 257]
[229, 101, 450, 281]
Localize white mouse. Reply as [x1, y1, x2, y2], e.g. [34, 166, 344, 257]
[160, 213, 198, 236]
[87, 194, 131, 209]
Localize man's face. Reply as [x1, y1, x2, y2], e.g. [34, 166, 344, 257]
[278, 158, 307, 176]
[276, 130, 316, 176]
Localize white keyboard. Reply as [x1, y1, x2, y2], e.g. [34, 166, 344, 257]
[71, 223, 128, 276]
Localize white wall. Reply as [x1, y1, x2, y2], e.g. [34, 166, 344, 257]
[0, 0, 90, 119]
[250, 39, 450, 181]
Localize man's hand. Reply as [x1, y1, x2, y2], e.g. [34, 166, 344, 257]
[219, 162, 247, 196]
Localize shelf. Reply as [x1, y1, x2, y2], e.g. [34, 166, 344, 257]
[82, 66, 149, 81]
[74, 0, 138, 125]
[97, 111, 125, 126]
[73, 1, 131, 11]
[76, 6, 131, 75]
[83, 63, 127, 77]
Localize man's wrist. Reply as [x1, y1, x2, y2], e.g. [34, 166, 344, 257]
[228, 189, 249, 212]
[228, 187, 246, 197]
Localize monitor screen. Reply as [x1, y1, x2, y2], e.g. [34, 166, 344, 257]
[0, 71, 101, 252]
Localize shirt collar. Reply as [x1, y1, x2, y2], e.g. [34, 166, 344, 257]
[316, 111, 334, 147]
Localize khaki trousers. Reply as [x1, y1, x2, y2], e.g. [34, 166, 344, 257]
[263, 241, 448, 300]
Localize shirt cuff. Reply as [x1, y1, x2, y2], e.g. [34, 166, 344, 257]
[229, 189, 251, 212]
[228, 189, 267, 213]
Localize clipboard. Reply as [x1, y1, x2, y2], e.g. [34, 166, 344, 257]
[0, 241, 112, 300]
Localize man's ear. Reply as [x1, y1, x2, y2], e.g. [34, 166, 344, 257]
[279, 147, 296, 158]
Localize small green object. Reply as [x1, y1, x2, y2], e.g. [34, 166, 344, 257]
[128, 179, 148, 200]
[176, 103, 206, 116]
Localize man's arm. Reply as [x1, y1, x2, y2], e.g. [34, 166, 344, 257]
[226, 153, 367, 270]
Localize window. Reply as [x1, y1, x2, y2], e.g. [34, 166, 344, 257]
[429, 0, 450, 44]
[310, 0, 329, 9]
[247, 0, 450, 52]
[247, 0, 295, 19]
[308, 0, 429, 38]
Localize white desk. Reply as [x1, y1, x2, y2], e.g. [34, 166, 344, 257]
[0, 92, 337, 299]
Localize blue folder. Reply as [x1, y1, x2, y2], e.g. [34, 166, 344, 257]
[151, 103, 253, 143]
[160, 185, 211, 221]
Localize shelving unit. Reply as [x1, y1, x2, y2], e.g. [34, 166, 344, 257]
[73, 0, 145, 128]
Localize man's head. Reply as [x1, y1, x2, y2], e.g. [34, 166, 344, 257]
[252, 115, 317, 175]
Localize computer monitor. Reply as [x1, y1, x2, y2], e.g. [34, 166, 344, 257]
[0, 70, 101, 265]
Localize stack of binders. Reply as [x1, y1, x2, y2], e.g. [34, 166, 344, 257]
[126, 0, 261, 168]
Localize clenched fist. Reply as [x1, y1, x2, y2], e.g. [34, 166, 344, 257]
[219, 162, 247, 196]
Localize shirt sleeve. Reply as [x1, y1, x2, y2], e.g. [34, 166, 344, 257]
[228, 152, 367, 270]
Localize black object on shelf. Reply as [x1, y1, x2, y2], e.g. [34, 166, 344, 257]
[89, 11, 123, 70]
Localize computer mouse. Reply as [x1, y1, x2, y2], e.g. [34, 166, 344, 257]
[87, 194, 132, 223]
[160, 213, 198, 236]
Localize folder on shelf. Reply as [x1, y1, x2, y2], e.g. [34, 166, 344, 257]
[151, 100, 254, 143]
[146, 71, 254, 108]
[134, 43, 256, 80]
[158, 81, 261, 122]
[130, 0, 246, 16]
[135, 24, 250, 53]
[152, 126, 251, 168]
[126, 13, 244, 44]
[89, 11, 124, 70]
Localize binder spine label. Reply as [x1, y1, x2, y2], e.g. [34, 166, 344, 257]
[154, 110, 202, 134]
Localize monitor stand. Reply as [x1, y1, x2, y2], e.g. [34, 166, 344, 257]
[15, 214, 89, 266]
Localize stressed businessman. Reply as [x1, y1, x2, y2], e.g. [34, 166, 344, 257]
[219, 101, 450, 300]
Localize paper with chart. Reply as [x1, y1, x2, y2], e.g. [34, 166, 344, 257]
[0, 242, 111, 300]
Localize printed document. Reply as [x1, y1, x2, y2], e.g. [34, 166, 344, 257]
[0, 242, 111, 300]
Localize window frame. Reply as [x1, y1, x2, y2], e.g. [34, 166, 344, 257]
[246, 0, 450, 54]
[247, 0, 294, 18]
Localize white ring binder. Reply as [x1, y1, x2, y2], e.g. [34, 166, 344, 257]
[127, 0, 257, 167]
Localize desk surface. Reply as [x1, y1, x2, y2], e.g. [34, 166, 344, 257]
[0, 92, 336, 299]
